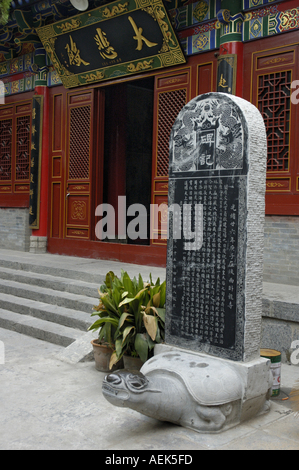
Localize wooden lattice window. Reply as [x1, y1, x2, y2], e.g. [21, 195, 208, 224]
[0, 119, 12, 181]
[157, 88, 187, 176]
[0, 99, 31, 207]
[16, 115, 30, 180]
[258, 71, 291, 172]
[69, 105, 91, 180]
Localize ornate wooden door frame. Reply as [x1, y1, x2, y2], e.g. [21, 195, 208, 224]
[49, 86, 105, 242]
[65, 89, 94, 240]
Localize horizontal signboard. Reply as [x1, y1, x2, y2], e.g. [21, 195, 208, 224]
[37, 0, 186, 88]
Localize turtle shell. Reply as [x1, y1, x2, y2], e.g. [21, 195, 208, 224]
[141, 351, 244, 406]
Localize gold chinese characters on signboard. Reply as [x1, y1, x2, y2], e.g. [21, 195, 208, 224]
[37, 0, 186, 88]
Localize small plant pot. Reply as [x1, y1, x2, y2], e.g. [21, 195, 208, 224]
[123, 354, 144, 371]
[91, 339, 123, 372]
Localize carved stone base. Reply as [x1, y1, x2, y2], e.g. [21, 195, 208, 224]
[102, 345, 272, 434]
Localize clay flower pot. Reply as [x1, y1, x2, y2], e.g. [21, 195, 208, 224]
[91, 339, 123, 372]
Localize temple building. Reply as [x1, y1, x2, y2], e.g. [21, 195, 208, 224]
[0, 0, 298, 289]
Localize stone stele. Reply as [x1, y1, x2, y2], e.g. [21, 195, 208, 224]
[102, 93, 273, 433]
[166, 92, 267, 362]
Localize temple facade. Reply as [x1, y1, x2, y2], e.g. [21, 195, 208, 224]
[0, 0, 298, 286]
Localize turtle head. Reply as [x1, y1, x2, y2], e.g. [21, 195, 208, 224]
[103, 370, 156, 407]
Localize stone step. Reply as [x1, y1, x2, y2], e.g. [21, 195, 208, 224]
[0, 278, 97, 314]
[0, 249, 164, 353]
[0, 256, 106, 285]
[0, 292, 91, 331]
[0, 266, 100, 298]
[0, 260, 102, 349]
[0, 308, 85, 347]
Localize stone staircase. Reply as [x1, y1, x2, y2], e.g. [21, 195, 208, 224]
[0, 249, 298, 364]
[0, 258, 104, 347]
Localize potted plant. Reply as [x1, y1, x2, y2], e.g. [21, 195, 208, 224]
[111, 270, 166, 370]
[89, 271, 124, 372]
[88, 270, 166, 371]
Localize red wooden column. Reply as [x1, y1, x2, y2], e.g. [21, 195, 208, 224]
[219, 41, 243, 98]
[217, 0, 244, 98]
[30, 50, 50, 253]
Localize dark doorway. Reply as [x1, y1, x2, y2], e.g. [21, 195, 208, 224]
[103, 77, 154, 244]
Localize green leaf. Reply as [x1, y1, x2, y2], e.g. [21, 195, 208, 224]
[99, 284, 107, 294]
[118, 297, 135, 308]
[146, 332, 156, 351]
[122, 325, 135, 345]
[138, 273, 144, 291]
[159, 281, 166, 307]
[98, 326, 106, 343]
[100, 295, 119, 315]
[115, 338, 123, 358]
[152, 292, 160, 308]
[155, 320, 164, 343]
[134, 287, 148, 299]
[155, 307, 165, 322]
[105, 271, 115, 289]
[134, 333, 148, 364]
[105, 322, 113, 346]
[118, 312, 133, 329]
[112, 286, 122, 306]
[114, 276, 123, 290]
[122, 272, 135, 296]
[118, 287, 147, 313]
[88, 317, 118, 331]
